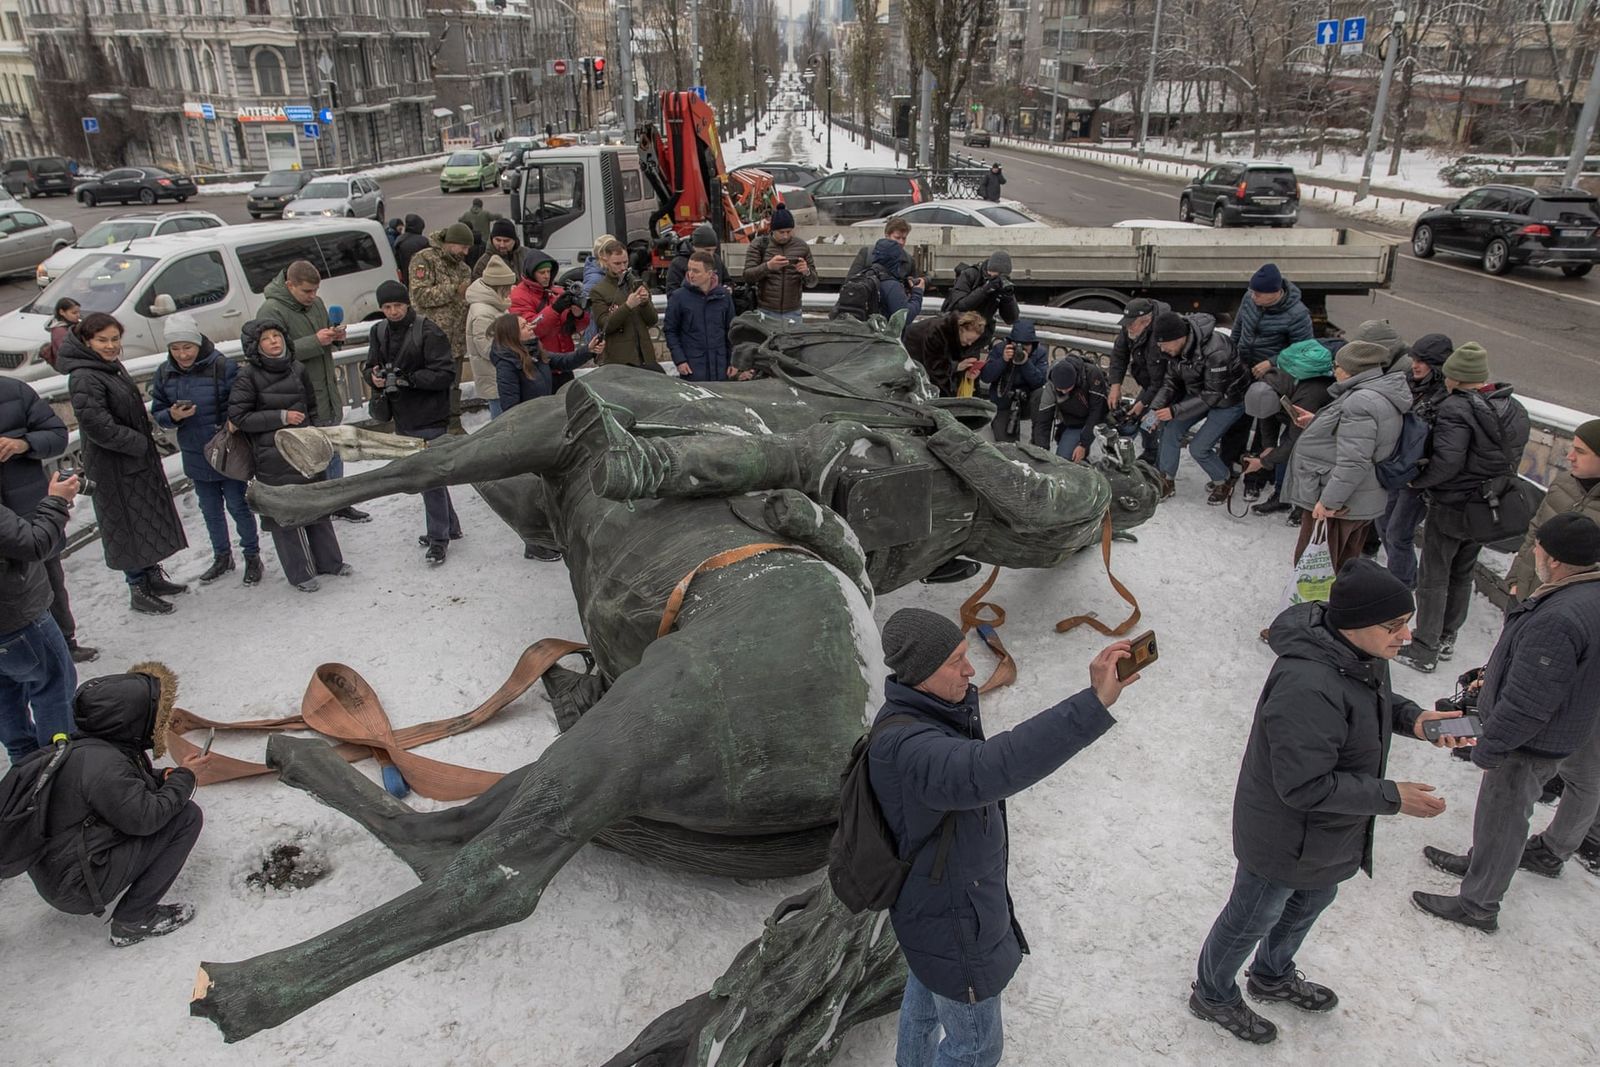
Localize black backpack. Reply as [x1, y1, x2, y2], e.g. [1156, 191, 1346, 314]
[832, 264, 889, 322]
[0, 739, 75, 879]
[827, 714, 955, 914]
[1375, 411, 1430, 490]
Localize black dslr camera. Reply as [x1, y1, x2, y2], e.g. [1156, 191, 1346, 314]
[553, 288, 587, 315]
[376, 364, 404, 398]
[61, 468, 95, 496]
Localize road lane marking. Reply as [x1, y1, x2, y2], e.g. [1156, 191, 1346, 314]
[1373, 289, 1596, 365]
[1399, 252, 1600, 310]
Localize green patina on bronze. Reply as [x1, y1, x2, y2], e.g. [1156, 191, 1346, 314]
[191, 314, 1160, 1056]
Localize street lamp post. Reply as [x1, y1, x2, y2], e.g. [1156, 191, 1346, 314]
[1357, 6, 1407, 203]
[811, 52, 832, 169]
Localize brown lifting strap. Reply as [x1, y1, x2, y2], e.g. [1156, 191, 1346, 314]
[163, 638, 589, 801]
[657, 542, 819, 638]
[959, 566, 1018, 694]
[1056, 513, 1142, 637]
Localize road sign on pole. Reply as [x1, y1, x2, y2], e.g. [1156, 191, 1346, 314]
[1342, 17, 1367, 43]
[318, 108, 334, 124]
[303, 123, 320, 140]
[81, 116, 99, 133]
[1315, 19, 1338, 46]
[548, 58, 569, 77]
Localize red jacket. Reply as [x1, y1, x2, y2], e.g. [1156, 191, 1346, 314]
[509, 279, 589, 355]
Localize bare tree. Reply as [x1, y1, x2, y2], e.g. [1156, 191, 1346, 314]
[33, 18, 150, 166]
[1385, 0, 1440, 177]
[904, 0, 998, 168]
[640, 0, 690, 95]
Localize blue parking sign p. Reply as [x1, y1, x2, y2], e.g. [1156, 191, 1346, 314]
[1343, 16, 1367, 43]
[81, 116, 99, 133]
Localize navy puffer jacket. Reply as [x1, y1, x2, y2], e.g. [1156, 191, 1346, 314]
[867, 678, 1114, 1002]
[1232, 280, 1314, 366]
[150, 338, 237, 483]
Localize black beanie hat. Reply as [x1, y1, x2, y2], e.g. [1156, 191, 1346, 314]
[1048, 358, 1079, 392]
[1409, 333, 1453, 368]
[1152, 311, 1188, 343]
[882, 608, 965, 687]
[1537, 512, 1600, 568]
[490, 217, 517, 240]
[1325, 559, 1415, 630]
[376, 279, 410, 306]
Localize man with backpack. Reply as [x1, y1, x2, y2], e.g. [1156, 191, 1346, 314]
[864, 608, 1136, 1066]
[1397, 343, 1531, 673]
[1033, 352, 1110, 462]
[832, 236, 924, 329]
[13, 664, 203, 947]
[942, 251, 1019, 352]
[1, 470, 79, 764]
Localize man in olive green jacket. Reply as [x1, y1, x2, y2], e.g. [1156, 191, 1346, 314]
[1507, 419, 1600, 601]
[254, 260, 368, 520]
[589, 238, 659, 367]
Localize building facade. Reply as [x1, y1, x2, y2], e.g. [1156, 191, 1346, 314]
[0, 0, 45, 159]
[428, 0, 581, 144]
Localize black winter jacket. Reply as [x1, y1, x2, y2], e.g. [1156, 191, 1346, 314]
[0, 376, 67, 514]
[364, 311, 455, 435]
[1233, 603, 1424, 890]
[942, 264, 1019, 343]
[868, 678, 1114, 1002]
[394, 213, 430, 277]
[903, 312, 981, 398]
[1409, 384, 1530, 506]
[228, 319, 321, 486]
[0, 495, 68, 633]
[491, 343, 592, 411]
[56, 334, 187, 572]
[1232, 280, 1315, 367]
[150, 340, 238, 483]
[1407, 366, 1450, 427]
[1107, 300, 1172, 408]
[1148, 313, 1248, 419]
[1037, 355, 1110, 452]
[1474, 571, 1600, 767]
[29, 669, 197, 914]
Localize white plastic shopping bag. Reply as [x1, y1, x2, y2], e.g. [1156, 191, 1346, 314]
[1282, 519, 1336, 609]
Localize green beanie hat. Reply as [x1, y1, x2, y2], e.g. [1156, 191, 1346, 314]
[1442, 341, 1490, 384]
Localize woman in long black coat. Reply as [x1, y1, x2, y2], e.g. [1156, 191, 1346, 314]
[55, 312, 189, 615]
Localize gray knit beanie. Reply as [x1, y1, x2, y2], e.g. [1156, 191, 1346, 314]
[882, 608, 965, 686]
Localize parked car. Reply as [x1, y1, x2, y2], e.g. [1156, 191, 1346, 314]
[853, 199, 1042, 229]
[35, 210, 225, 288]
[0, 219, 395, 374]
[247, 168, 320, 219]
[805, 169, 933, 225]
[76, 166, 198, 207]
[963, 129, 992, 148]
[0, 205, 75, 281]
[440, 150, 501, 193]
[2, 156, 76, 198]
[498, 141, 545, 190]
[1178, 161, 1299, 228]
[281, 175, 385, 221]
[733, 160, 826, 186]
[1411, 185, 1600, 277]
[774, 185, 818, 226]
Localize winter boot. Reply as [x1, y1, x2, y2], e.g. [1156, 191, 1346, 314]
[1575, 839, 1600, 876]
[109, 902, 195, 947]
[1411, 891, 1497, 933]
[1252, 494, 1291, 516]
[1205, 477, 1237, 507]
[1423, 845, 1470, 877]
[1187, 985, 1277, 1045]
[525, 543, 563, 561]
[67, 641, 100, 663]
[332, 506, 371, 523]
[1395, 643, 1438, 673]
[242, 554, 264, 585]
[1286, 507, 1303, 527]
[130, 580, 174, 616]
[424, 543, 447, 565]
[1438, 634, 1456, 661]
[198, 553, 234, 584]
[144, 567, 188, 597]
[1245, 970, 1338, 1012]
[1158, 474, 1176, 500]
[1520, 835, 1564, 878]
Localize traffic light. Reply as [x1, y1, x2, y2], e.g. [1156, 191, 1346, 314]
[580, 56, 593, 87]
[592, 57, 606, 91]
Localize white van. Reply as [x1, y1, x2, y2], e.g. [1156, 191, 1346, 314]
[508, 145, 656, 272]
[0, 218, 396, 377]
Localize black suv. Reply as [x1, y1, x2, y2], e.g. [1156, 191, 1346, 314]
[805, 169, 933, 225]
[1179, 162, 1299, 228]
[2, 156, 75, 198]
[1412, 185, 1600, 277]
[247, 168, 319, 218]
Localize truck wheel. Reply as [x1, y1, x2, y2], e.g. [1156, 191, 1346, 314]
[1411, 225, 1435, 257]
[1178, 197, 1193, 223]
[1482, 238, 1510, 275]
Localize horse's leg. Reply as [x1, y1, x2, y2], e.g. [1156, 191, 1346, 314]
[247, 395, 570, 528]
[264, 735, 538, 882]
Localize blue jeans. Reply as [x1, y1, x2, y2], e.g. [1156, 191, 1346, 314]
[896, 969, 1004, 1067]
[757, 308, 804, 327]
[193, 477, 260, 557]
[0, 614, 77, 764]
[1194, 864, 1339, 1006]
[326, 453, 345, 480]
[1158, 404, 1245, 482]
[1053, 425, 1087, 460]
[487, 399, 504, 420]
[1378, 487, 1426, 588]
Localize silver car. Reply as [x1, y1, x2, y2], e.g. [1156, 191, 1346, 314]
[0, 204, 75, 280]
[282, 176, 385, 221]
[35, 210, 225, 287]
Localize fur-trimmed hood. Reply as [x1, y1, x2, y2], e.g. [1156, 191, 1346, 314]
[72, 661, 179, 758]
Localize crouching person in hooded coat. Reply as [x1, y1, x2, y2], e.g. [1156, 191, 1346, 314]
[27, 663, 203, 947]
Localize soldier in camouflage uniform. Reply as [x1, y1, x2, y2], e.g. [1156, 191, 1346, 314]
[408, 222, 473, 431]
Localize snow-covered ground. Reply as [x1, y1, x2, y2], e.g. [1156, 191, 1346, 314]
[1141, 136, 1465, 199]
[196, 155, 455, 197]
[5, 408, 1599, 1064]
[722, 110, 901, 174]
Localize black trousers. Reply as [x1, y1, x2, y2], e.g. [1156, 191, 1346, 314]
[269, 519, 344, 586]
[44, 554, 76, 645]
[107, 801, 203, 923]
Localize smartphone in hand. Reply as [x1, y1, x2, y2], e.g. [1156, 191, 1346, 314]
[1117, 630, 1158, 681]
[1423, 715, 1482, 741]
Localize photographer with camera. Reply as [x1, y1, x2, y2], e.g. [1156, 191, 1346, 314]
[591, 239, 660, 368]
[942, 251, 1020, 352]
[977, 319, 1048, 442]
[1, 468, 79, 764]
[366, 280, 460, 566]
[1033, 352, 1110, 462]
[511, 252, 591, 394]
[1106, 298, 1171, 466]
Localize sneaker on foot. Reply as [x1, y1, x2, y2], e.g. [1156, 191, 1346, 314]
[68, 642, 100, 664]
[242, 555, 264, 585]
[1575, 840, 1600, 876]
[525, 543, 563, 561]
[1252, 496, 1292, 516]
[1520, 835, 1564, 878]
[1411, 890, 1498, 932]
[1188, 985, 1277, 1045]
[332, 506, 371, 523]
[424, 544, 447, 566]
[1245, 970, 1338, 1013]
[1438, 636, 1456, 661]
[1423, 845, 1470, 877]
[1395, 643, 1438, 673]
[332, 563, 354, 577]
[109, 902, 195, 947]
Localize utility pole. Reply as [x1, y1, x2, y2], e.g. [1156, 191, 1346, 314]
[918, 69, 933, 167]
[1048, 9, 1065, 142]
[1563, 48, 1600, 189]
[1357, 7, 1406, 203]
[618, 0, 635, 130]
[1136, 0, 1165, 161]
[691, 0, 701, 89]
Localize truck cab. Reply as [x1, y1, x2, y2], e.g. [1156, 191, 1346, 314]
[506, 146, 656, 272]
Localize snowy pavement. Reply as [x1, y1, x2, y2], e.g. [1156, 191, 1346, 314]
[6, 420, 1599, 1064]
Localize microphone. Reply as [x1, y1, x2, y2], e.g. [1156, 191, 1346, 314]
[327, 305, 344, 327]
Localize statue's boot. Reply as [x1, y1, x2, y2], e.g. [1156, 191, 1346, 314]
[273, 425, 426, 479]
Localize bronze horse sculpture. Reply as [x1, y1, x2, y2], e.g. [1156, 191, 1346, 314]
[190, 315, 1160, 1061]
